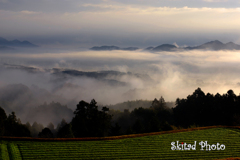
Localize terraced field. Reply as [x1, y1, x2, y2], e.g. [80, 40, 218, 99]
[1, 127, 240, 159]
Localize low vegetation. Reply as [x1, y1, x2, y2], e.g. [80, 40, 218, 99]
[1, 127, 240, 159]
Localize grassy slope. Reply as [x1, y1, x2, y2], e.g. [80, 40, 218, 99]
[1, 127, 240, 159]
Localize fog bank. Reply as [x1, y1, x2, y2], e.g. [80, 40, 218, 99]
[1, 49, 240, 125]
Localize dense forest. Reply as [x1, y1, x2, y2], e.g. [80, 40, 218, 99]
[1, 87, 240, 138]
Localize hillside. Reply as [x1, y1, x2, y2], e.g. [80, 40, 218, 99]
[0, 37, 38, 48]
[145, 40, 240, 52]
[107, 99, 175, 111]
[90, 46, 139, 51]
[151, 44, 177, 51]
[185, 40, 240, 51]
[1, 126, 240, 159]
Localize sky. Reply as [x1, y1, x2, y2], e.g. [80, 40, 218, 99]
[1, 0, 240, 48]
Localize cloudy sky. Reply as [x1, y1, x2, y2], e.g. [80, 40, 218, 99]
[1, 0, 240, 48]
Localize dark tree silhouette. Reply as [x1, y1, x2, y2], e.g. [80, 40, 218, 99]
[173, 88, 240, 127]
[38, 128, 54, 138]
[31, 122, 44, 137]
[132, 119, 145, 133]
[71, 99, 112, 137]
[56, 119, 67, 131]
[57, 123, 74, 138]
[4, 111, 31, 137]
[110, 123, 122, 136]
[0, 106, 7, 136]
[47, 122, 54, 131]
[147, 116, 161, 132]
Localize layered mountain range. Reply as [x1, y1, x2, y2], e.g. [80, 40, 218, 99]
[1, 37, 240, 52]
[90, 46, 139, 51]
[0, 37, 38, 51]
[91, 40, 240, 52]
[3, 63, 153, 87]
[0, 37, 38, 47]
[184, 40, 240, 51]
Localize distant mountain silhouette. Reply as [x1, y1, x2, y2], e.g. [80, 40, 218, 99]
[185, 40, 240, 51]
[144, 47, 154, 51]
[3, 63, 41, 73]
[121, 47, 139, 51]
[225, 42, 240, 50]
[0, 37, 38, 47]
[151, 44, 177, 51]
[144, 40, 240, 52]
[90, 46, 138, 51]
[3, 63, 153, 87]
[51, 68, 152, 86]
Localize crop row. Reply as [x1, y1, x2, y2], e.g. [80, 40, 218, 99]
[0, 144, 9, 160]
[2, 127, 240, 159]
[7, 143, 22, 160]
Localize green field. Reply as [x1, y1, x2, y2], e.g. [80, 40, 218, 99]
[1, 127, 240, 159]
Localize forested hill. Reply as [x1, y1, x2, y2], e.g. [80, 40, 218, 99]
[106, 100, 175, 111]
[2, 87, 240, 139]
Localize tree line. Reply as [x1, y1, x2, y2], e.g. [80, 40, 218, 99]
[1, 87, 240, 138]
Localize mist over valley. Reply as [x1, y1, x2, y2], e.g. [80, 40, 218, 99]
[1, 40, 240, 127]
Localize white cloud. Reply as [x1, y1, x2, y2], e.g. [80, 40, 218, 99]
[20, 10, 39, 14]
[173, 42, 179, 48]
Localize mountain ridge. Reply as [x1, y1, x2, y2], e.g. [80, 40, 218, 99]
[90, 40, 240, 52]
[90, 45, 139, 51]
[0, 37, 38, 48]
[185, 40, 240, 51]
